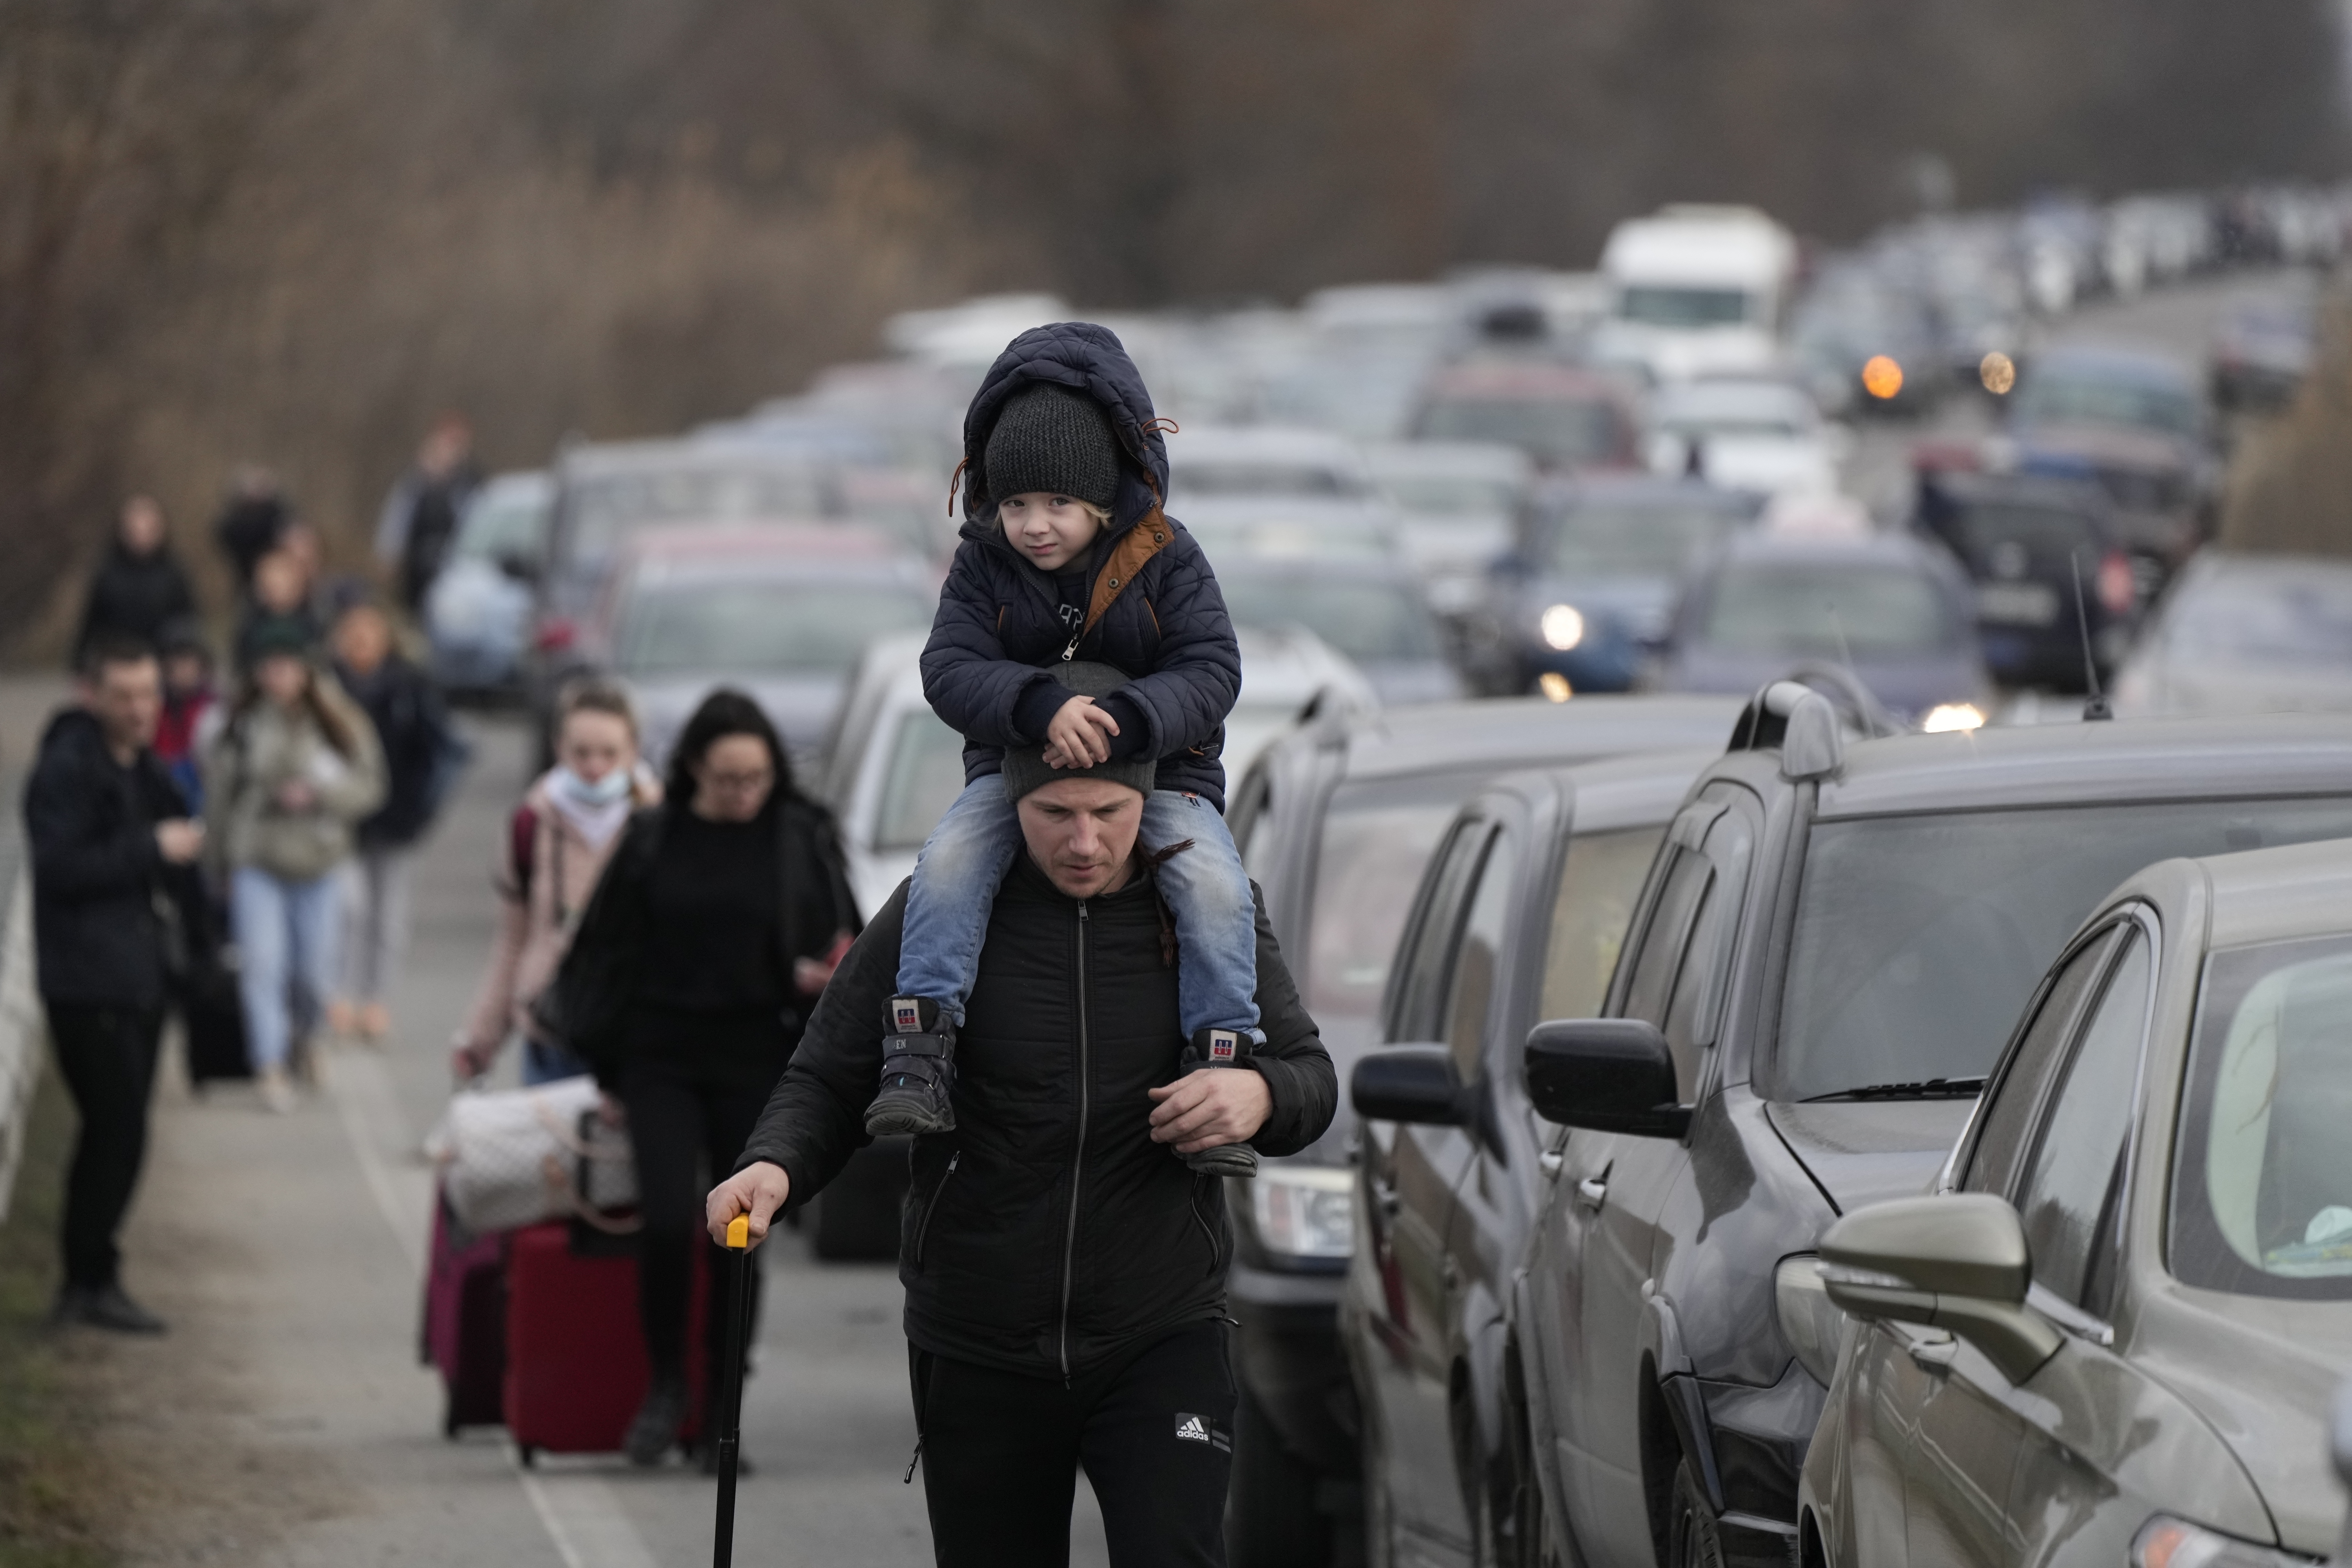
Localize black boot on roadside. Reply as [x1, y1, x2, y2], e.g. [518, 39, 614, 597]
[866, 997, 958, 1137]
[624, 1373, 689, 1466]
[1178, 1029, 1261, 1178]
[51, 1283, 167, 1335]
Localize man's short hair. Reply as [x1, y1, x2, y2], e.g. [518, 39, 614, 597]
[80, 632, 157, 681]
[557, 675, 638, 738]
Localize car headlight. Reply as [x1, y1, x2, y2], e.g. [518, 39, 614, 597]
[1540, 603, 1586, 650]
[1921, 702, 1985, 733]
[2132, 1515, 2321, 1567]
[1774, 1255, 1850, 1386]
[1248, 1165, 1356, 1261]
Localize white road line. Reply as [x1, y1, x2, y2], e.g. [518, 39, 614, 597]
[319, 1043, 665, 1568]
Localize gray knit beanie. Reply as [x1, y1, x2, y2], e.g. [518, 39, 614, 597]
[982, 383, 1122, 514]
[1000, 661, 1156, 805]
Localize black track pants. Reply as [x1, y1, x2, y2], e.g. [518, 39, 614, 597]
[46, 1003, 163, 1290]
[911, 1321, 1235, 1568]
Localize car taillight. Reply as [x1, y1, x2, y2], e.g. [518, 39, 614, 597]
[2096, 552, 2137, 617]
[533, 617, 577, 653]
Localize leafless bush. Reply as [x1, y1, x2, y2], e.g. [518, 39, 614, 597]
[2221, 290, 2352, 557]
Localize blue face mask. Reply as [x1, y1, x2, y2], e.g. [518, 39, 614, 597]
[552, 765, 631, 807]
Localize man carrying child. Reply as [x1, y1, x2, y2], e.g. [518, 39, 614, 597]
[708, 324, 1334, 1565]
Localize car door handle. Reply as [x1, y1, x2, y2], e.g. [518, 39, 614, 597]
[1576, 1177, 1608, 1210]
[1906, 1333, 1957, 1374]
[1539, 1151, 1564, 1178]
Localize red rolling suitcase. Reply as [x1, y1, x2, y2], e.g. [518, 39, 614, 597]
[421, 1192, 508, 1437]
[503, 1221, 710, 1464]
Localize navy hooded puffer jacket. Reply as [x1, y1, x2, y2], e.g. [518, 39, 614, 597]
[919, 323, 1242, 809]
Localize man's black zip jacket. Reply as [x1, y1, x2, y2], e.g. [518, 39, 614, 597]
[738, 853, 1335, 1380]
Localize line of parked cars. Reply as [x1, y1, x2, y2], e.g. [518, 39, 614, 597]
[1217, 680, 2352, 1567]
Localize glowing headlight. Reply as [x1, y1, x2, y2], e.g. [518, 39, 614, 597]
[1540, 603, 1586, 650]
[1774, 1256, 1851, 1386]
[1922, 702, 1985, 733]
[1248, 1165, 1356, 1261]
[2131, 1515, 2320, 1567]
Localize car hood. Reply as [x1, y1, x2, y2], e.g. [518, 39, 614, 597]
[2131, 1283, 2352, 1555]
[1764, 1099, 1976, 1214]
[1662, 647, 1989, 722]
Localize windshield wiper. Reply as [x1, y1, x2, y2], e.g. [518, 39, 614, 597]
[1802, 1076, 1986, 1103]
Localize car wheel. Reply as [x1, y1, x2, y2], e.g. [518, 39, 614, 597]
[1666, 1457, 1724, 1568]
[1228, 1381, 1331, 1568]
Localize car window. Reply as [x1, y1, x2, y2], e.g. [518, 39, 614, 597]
[1772, 797, 2352, 1103]
[1308, 776, 1493, 1051]
[569, 465, 831, 559]
[1415, 398, 1626, 470]
[1220, 576, 1442, 662]
[1387, 820, 1491, 1045]
[1621, 847, 1711, 1031]
[1963, 929, 2120, 1200]
[1440, 827, 1517, 1080]
[1700, 564, 1955, 657]
[2166, 569, 2352, 666]
[2169, 934, 2352, 1301]
[1537, 827, 1668, 1025]
[872, 710, 967, 852]
[616, 580, 933, 673]
[1542, 505, 1744, 578]
[2013, 931, 2151, 1314]
[1662, 812, 1752, 1072]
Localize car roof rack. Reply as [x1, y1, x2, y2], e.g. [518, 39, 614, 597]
[1728, 680, 1845, 781]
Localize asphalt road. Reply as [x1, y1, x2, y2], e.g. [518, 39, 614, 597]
[60, 262, 2322, 1568]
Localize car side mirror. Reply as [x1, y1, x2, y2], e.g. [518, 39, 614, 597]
[1523, 1020, 1691, 1138]
[1819, 1194, 2062, 1386]
[1352, 1046, 1466, 1127]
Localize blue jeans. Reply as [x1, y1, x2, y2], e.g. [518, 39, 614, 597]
[522, 1035, 591, 1087]
[231, 866, 341, 1071]
[897, 776, 1261, 1038]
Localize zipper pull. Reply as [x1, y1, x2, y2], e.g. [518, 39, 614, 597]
[1060, 632, 1080, 662]
[902, 1436, 923, 1484]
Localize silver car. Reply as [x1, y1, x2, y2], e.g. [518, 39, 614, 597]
[1800, 837, 2352, 1567]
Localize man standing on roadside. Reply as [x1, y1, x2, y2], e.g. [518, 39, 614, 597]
[25, 635, 206, 1333]
[707, 721, 1335, 1567]
[374, 414, 482, 612]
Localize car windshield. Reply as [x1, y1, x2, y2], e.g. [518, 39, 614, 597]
[1700, 563, 1953, 655]
[1417, 397, 1624, 469]
[617, 579, 933, 674]
[568, 465, 831, 560]
[1305, 775, 1488, 1047]
[1771, 797, 2352, 1102]
[1380, 475, 1523, 517]
[2170, 934, 2352, 1299]
[873, 709, 967, 852]
[2166, 570, 2352, 665]
[1221, 577, 1441, 661]
[1944, 503, 2100, 568]
[1544, 504, 1743, 578]
[2013, 370, 2201, 439]
[454, 487, 548, 563]
[1619, 285, 1754, 327]
[1178, 463, 1360, 500]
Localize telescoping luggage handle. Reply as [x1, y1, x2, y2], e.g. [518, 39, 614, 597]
[711, 1215, 755, 1568]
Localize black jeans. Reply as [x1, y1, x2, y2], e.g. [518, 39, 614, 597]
[911, 1321, 1236, 1568]
[46, 1002, 165, 1290]
[617, 1056, 769, 1392]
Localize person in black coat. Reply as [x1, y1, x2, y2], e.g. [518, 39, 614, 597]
[328, 595, 464, 1043]
[24, 636, 207, 1334]
[73, 497, 198, 670]
[212, 466, 291, 595]
[545, 688, 858, 1469]
[708, 737, 1336, 1566]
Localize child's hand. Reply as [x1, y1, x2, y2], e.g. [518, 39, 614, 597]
[1042, 695, 1120, 768]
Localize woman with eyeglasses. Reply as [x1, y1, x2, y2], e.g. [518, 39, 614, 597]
[546, 688, 858, 1467]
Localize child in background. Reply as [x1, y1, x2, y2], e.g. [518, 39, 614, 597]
[871, 323, 1265, 1176]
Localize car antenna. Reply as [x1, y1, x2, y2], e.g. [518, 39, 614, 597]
[2071, 553, 2112, 720]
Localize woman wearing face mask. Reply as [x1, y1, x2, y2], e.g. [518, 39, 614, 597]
[544, 688, 857, 1469]
[204, 624, 387, 1112]
[450, 679, 658, 1087]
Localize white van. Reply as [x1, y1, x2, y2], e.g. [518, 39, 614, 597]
[1590, 204, 1798, 384]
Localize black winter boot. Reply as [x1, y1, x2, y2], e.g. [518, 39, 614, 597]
[624, 1373, 689, 1466]
[1179, 1028, 1260, 1178]
[866, 997, 958, 1137]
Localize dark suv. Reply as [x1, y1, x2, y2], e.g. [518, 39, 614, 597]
[1221, 695, 1741, 1564]
[1343, 748, 1715, 1566]
[1455, 692, 2352, 1567]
